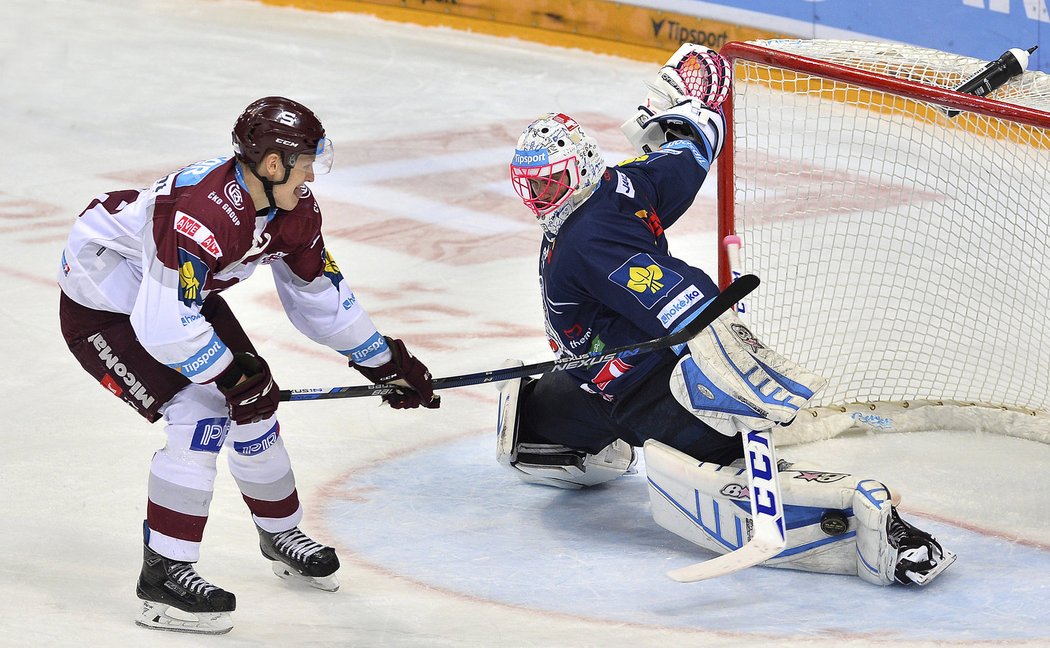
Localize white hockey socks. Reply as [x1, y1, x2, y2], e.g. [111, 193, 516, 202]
[496, 360, 636, 489]
[670, 310, 827, 437]
[644, 440, 956, 586]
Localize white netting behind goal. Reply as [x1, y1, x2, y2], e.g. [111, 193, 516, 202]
[718, 40, 1050, 444]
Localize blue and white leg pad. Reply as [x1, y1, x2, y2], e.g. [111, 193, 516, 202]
[644, 440, 901, 585]
[496, 360, 636, 490]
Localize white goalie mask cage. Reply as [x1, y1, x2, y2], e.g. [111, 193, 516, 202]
[510, 113, 605, 237]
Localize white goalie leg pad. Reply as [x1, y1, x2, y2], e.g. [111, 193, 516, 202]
[670, 310, 827, 436]
[645, 440, 926, 584]
[495, 361, 636, 489]
[495, 359, 525, 468]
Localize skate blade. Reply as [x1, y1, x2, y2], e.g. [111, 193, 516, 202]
[271, 562, 340, 592]
[135, 600, 233, 635]
[907, 549, 958, 586]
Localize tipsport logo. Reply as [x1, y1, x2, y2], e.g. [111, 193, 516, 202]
[649, 18, 727, 49]
[513, 149, 549, 167]
[608, 253, 683, 309]
[170, 333, 227, 378]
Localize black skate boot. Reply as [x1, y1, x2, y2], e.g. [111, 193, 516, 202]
[888, 508, 957, 586]
[258, 526, 340, 591]
[135, 544, 236, 634]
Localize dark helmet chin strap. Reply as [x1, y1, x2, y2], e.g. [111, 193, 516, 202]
[247, 155, 294, 212]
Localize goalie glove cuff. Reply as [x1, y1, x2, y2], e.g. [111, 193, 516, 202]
[621, 99, 726, 159]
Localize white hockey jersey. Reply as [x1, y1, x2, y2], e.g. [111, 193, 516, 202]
[58, 156, 392, 383]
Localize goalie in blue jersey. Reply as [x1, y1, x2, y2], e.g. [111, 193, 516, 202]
[497, 44, 955, 587]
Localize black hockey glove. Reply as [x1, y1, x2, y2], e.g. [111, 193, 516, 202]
[351, 337, 440, 409]
[215, 352, 280, 425]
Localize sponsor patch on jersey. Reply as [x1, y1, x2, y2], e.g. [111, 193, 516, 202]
[658, 284, 706, 329]
[174, 157, 229, 187]
[592, 357, 633, 391]
[342, 293, 358, 311]
[562, 323, 594, 351]
[608, 253, 683, 309]
[322, 248, 344, 288]
[169, 331, 228, 378]
[634, 209, 664, 238]
[342, 332, 389, 364]
[233, 422, 281, 456]
[174, 211, 223, 258]
[664, 139, 709, 170]
[190, 417, 230, 453]
[177, 248, 209, 307]
[89, 332, 157, 410]
[223, 181, 244, 210]
[614, 170, 635, 198]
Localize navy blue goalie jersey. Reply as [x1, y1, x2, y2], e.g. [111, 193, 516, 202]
[538, 139, 720, 399]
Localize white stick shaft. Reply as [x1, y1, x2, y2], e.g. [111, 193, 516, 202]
[666, 430, 786, 582]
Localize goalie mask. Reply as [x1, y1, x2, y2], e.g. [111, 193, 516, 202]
[510, 113, 605, 237]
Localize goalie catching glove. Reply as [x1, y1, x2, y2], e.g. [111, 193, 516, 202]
[622, 43, 731, 158]
[351, 336, 440, 409]
[644, 43, 732, 113]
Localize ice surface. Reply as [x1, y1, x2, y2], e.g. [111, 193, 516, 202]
[2, 1, 1047, 645]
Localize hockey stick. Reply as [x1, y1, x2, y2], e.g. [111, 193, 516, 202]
[279, 273, 759, 402]
[666, 428, 787, 582]
[667, 238, 785, 582]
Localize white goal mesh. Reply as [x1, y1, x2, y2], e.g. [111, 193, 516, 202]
[717, 40, 1050, 443]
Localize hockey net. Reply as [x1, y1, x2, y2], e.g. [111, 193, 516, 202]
[717, 40, 1050, 446]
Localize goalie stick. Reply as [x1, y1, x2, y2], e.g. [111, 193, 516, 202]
[666, 237, 786, 582]
[666, 428, 787, 582]
[279, 273, 759, 402]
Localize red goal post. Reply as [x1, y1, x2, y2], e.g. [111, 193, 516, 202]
[715, 39, 1050, 444]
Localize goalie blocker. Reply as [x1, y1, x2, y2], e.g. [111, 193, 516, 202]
[645, 440, 956, 586]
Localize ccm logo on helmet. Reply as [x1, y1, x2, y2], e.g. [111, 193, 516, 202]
[275, 138, 301, 148]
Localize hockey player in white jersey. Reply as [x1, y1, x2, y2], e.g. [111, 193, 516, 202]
[58, 97, 439, 634]
[498, 45, 954, 587]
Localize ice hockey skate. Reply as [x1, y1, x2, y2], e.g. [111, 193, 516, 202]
[258, 526, 340, 591]
[135, 545, 236, 635]
[888, 508, 957, 585]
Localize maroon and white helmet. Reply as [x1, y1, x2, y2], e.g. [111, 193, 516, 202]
[232, 96, 333, 176]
